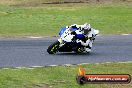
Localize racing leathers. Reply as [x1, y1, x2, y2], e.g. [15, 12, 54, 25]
[66, 24, 96, 53]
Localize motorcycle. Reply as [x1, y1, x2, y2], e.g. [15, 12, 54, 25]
[47, 27, 99, 54]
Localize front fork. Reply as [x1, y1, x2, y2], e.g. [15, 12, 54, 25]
[58, 38, 65, 47]
[58, 38, 63, 43]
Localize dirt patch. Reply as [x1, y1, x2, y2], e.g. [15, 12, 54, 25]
[0, 0, 131, 7]
[11, 0, 91, 7]
[0, 0, 17, 5]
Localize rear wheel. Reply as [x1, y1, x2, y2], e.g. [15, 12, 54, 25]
[47, 41, 60, 54]
[74, 48, 83, 54]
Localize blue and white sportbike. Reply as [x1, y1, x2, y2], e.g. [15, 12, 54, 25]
[47, 27, 99, 54]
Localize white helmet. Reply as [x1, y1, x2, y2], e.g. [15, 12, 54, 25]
[81, 23, 91, 35]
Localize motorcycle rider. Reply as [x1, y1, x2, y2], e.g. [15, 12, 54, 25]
[66, 23, 96, 53]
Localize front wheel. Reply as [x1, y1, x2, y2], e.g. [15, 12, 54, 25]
[47, 41, 60, 54]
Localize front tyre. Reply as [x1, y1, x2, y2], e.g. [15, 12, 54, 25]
[47, 41, 60, 54]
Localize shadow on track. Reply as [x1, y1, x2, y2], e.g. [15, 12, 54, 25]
[51, 52, 100, 56]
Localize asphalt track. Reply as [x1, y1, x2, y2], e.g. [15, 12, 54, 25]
[0, 35, 132, 68]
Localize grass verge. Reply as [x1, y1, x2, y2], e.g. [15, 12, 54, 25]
[0, 2, 132, 37]
[0, 62, 132, 88]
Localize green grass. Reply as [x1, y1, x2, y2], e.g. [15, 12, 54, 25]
[0, 62, 132, 88]
[0, 2, 132, 37]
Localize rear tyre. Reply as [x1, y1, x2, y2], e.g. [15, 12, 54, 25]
[74, 48, 83, 54]
[47, 41, 60, 54]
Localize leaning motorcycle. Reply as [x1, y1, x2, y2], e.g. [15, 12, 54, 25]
[47, 27, 99, 54]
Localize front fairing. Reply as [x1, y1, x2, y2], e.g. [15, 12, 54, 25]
[59, 27, 66, 37]
[59, 27, 75, 43]
[59, 27, 78, 37]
